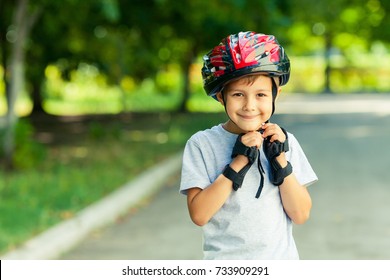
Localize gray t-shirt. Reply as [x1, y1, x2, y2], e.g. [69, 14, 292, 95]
[180, 124, 318, 260]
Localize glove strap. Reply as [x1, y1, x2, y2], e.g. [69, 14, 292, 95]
[225, 134, 258, 191]
[272, 161, 293, 185]
[222, 163, 252, 191]
[231, 134, 258, 164]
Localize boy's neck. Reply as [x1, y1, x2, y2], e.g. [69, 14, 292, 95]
[222, 120, 261, 134]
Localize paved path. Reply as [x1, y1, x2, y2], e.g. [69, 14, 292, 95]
[61, 111, 390, 260]
[61, 175, 203, 260]
[284, 112, 390, 259]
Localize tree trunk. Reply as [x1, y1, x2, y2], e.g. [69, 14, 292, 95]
[177, 52, 194, 113]
[323, 33, 332, 94]
[30, 79, 45, 114]
[3, 0, 40, 169]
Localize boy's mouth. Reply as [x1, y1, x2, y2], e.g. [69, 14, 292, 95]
[238, 114, 259, 120]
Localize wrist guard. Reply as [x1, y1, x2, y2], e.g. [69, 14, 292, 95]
[263, 127, 293, 185]
[222, 164, 248, 191]
[231, 134, 258, 164]
[224, 134, 257, 191]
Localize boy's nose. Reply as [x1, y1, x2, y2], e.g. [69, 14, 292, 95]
[243, 97, 256, 111]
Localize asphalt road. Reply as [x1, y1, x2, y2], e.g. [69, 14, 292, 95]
[61, 111, 390, 260]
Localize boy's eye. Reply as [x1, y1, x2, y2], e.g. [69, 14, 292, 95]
[232, 92, 244, 97]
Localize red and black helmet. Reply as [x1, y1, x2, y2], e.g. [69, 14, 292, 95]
[201, 31, 290, 97]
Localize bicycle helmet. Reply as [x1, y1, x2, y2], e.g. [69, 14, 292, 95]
[201, 31, 290, 98]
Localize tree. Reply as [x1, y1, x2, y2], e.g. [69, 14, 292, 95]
[1, 0, 119, 168]
[144, 0, 291, 112]
[27, 0, 120, 114]
[1, 0, 40, 169]
[287, 0, 387, 93]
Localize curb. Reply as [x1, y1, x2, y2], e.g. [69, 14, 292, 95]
[1, 152, 183, 260]
[277, 93, 390, 114]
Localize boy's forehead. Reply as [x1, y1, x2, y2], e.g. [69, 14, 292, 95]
[225, 74, 273, 89]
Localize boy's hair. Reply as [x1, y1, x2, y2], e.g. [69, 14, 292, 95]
[224, 74, 259, 90]
[222, 74, 278, 92]
[201, 31, 290, 99]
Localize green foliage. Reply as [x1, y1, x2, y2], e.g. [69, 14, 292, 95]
[2, 0, 390, 118]
[155, 64, 181, 94]
[87, 121, 122, 140]
[41, 55, 390, 115]
[0, 119, 46, 169]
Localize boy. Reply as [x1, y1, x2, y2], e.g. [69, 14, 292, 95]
[180, 31, 318, 259]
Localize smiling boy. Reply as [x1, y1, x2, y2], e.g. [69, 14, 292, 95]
[180, 31, 318, 260]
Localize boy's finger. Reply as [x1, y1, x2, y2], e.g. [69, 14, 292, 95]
[241, 132, 263, 148]
[261, 124, 286, 142]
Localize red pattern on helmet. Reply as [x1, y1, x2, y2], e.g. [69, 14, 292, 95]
[201, 31, 290, 97]
[230, 32, 281, 70]
[209, 45, 228, 77]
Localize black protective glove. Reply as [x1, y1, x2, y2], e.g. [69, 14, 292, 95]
[222, 134, 257, 191]
[263, 127, 293, 186]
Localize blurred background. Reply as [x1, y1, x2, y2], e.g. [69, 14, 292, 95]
[1, 0, 390, 259]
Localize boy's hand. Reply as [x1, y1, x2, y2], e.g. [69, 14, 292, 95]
[261, 122, 288, 166]
[230, 131, 261, 172]
[231, 130, 263, 170]
[261, 122, 287, 143]
[240, 131, 263, 148]
[262, 123, 292, 186]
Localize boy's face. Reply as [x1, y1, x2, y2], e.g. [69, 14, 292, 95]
[216, 75, 279, 134]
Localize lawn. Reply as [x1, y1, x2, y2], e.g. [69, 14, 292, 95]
[0, 111, 226, 254]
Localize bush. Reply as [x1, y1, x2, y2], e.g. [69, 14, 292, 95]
[0, 119, 46, 169]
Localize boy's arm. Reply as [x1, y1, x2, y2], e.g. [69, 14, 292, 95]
[276, 153, 312, 225]
[186, 155, 249, 226]
[262, 122, 312, 224]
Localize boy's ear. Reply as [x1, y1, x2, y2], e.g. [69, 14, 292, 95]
[216, 92, 224, 105]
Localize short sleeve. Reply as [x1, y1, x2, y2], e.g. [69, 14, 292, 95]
[179, 135, 213, 195]
[286, 133, 318, 187]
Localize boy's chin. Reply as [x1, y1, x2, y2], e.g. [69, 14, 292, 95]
[238, 124, 262, 133]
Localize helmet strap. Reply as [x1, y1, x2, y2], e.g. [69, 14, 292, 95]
[271, 78, 277, 116]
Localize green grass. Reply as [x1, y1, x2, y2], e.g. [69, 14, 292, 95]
[0, 112, 226, 254]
